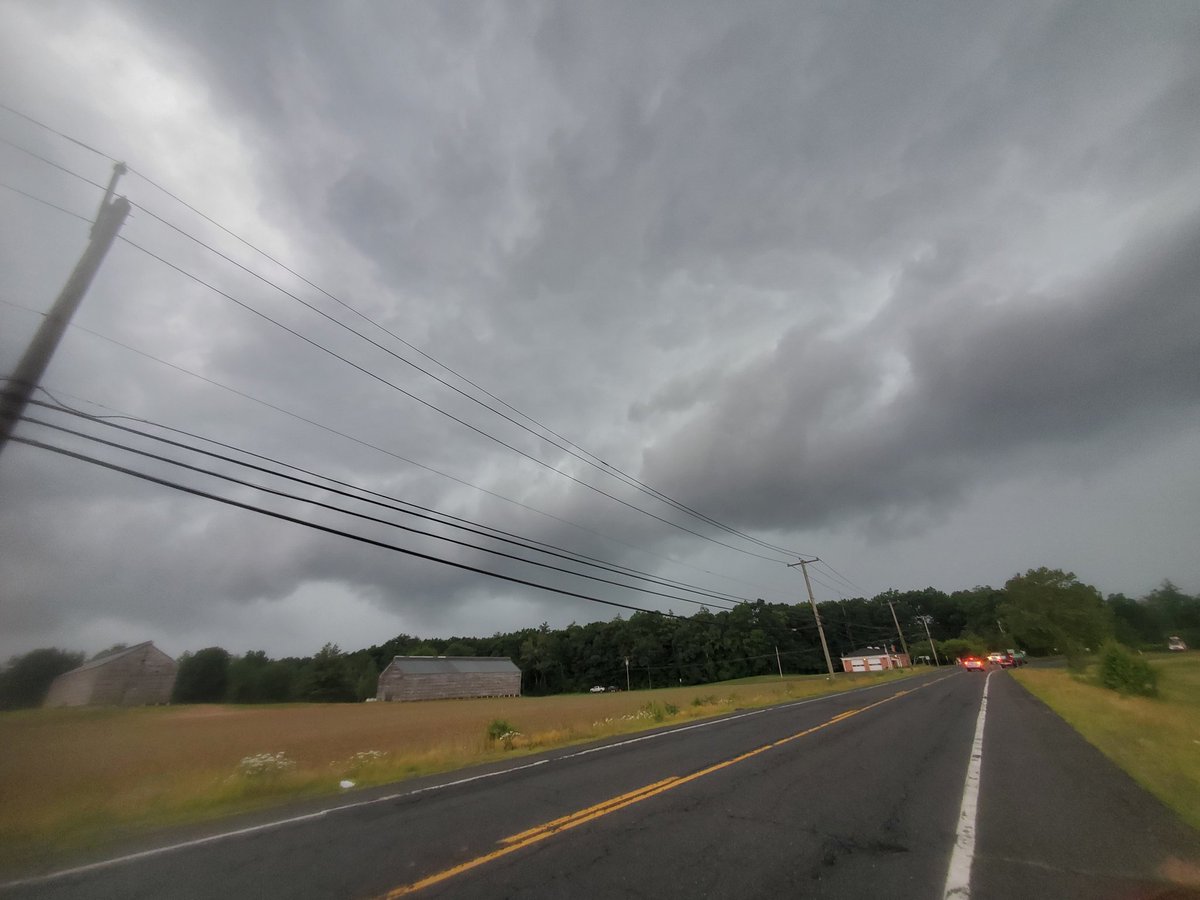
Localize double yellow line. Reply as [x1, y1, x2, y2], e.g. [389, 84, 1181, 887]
[378, 685, 924, 897]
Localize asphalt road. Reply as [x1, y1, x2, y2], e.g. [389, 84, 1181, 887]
[3, 669, 1197, 899]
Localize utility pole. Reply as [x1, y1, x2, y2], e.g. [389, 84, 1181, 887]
[789, 558, 836, 679]
[884, 596, 911, 666]
[624, 656, 630, 692]
[0, 162, 130, 456]
[918, 615, 941, 666]
[775, 645, 784, 679]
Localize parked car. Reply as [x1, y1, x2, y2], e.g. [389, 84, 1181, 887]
[589, 685, 605, 693]
[1168, 636, 1188, 651]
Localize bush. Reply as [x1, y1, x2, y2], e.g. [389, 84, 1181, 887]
[1099, 642, 1158, 697]
[486, 719, 520, 749]
[486, 719, 514, 741]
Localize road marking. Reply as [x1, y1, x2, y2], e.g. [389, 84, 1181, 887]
[377, 684, 935, 898]
[555, 672, 945, 761]
[1, 672, 953, 891]
[0, 758, 551, 890]
[943, 670, 992, 899]
[500, 777, 679, 845]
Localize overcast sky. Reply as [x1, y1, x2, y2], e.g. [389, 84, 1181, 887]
[1, 1, 1197, 662]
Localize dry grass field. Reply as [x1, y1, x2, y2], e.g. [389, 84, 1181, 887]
[0, 670, 913, 870]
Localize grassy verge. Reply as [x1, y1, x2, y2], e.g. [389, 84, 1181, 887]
[1013, 653, 1200, 832]
[0, 668, 919, 871]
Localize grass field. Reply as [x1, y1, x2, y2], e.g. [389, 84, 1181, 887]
[0, 669, 914, 871]
[1014, 653, 1200, 832]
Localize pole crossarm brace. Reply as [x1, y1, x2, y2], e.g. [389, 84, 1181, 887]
[0, 162, 130, 456]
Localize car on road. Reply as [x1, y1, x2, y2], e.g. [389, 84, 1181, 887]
[962, 656, 986, 672]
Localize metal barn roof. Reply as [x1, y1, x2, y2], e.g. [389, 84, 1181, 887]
[385, 656, 520, 675]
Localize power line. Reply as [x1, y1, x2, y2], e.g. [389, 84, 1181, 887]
[20, 410, 738, 611]
[11, 430, 702, 622]
[115, 232, 796, 565]
[0, 102, 120, 162]
[0, 113, 806, 560]
[0, 296, 795, 600]
[0, 180, 91, 223]
[29, 397, 750, 608]
[815, 559, 863, 593]
[122, 199, 802, 560]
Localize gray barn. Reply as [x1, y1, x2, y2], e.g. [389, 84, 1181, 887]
[43, 641, 178, 707]
[376, 656, 521, 702]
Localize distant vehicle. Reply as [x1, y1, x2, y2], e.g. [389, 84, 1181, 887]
[606, 685, 619, 692]
[589, 685, 605, 693]
[1168, 636, 1187, 652]
[962, 657, 986, 672]
[987, 652, 1005, 665]
[1007, 649, 1028, 666]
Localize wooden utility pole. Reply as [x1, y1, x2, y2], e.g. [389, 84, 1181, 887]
[919, 614, 941, 666]
[884, 596, 911, 664]
[789, 558, 836, 679]
[0, 162, 130, 456]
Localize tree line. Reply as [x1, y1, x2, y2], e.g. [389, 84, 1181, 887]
[1, 569, 1196, 709]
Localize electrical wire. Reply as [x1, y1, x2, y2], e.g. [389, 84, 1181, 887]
[0, 292, 796, 600]
[11, 431, 696, 621]
[20, 411, 740, 611]
[115, 231, 797, 565]
[29, 397, 751, 608]
[0, 111, 806, 560]
[0, 180, 91, 223]
[123, 199, 802, 561]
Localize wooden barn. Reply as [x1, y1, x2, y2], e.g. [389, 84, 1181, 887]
[43, 641, 178, 707]
[376, 656, 521, 702]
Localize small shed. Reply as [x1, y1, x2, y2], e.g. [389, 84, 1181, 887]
[376, 656, 521, 702]
[840, 647, 910, 673]
[43, 641, 177, 707]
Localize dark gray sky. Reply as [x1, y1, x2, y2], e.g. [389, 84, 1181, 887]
[1, 1, 1197, 660]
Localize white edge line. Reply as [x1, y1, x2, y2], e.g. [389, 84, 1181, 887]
[3, 671, 951, 890]
[943, 670, 991, 899]
[0, 759, 551, 889]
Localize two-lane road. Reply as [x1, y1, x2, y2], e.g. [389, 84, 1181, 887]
[4, 670, 1197, 899]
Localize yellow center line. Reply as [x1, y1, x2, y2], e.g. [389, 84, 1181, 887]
[376, 682, 934, 898]
[499, 776, 679, 845]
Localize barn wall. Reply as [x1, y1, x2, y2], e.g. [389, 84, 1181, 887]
[43, 644, 178, 707]
[377, 670, 521, 702]
[43, 668, 101, 707]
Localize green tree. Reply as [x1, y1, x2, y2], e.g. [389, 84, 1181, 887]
[228, 650, 272, 703]
[0, 648, 85, 710]
[354, 655, 379, 702]
[1000, 568, 1111, 658]
[304, 643, 355, 702]
[172, 647, 231, 703]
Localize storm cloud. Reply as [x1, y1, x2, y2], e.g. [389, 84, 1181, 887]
[1, 0, 1197, 660]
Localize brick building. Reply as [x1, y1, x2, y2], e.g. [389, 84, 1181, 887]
[839, 646, 910, 673]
